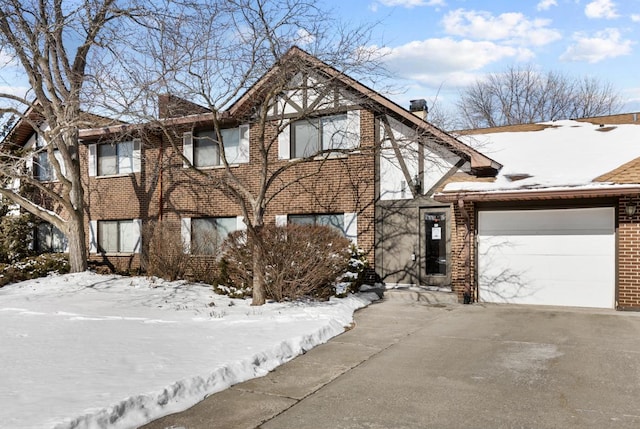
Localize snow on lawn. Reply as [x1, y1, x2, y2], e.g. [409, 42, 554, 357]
[0, 272, 377, 429]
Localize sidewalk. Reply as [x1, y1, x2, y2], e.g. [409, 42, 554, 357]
[141, 289, 458, 429]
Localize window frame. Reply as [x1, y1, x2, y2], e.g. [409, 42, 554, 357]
[35, 223, 67, 253]
[97, 141, 135, 177]
[191, 216, 238, 255]
[97, 219, 139, 254]
[288, 213, 346, 236]
[33, 138, 64, 182]
[193, 130, 221, 168]
[290, 113, 349, 159]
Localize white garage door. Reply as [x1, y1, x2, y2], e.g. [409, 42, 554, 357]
[478, 207, 615, 308]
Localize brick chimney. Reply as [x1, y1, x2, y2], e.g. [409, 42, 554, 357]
[409, 99, 428, 121]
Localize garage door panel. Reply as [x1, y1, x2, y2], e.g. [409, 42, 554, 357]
[479, 207, 615, 236]
[479, 235, 613, 257]
[478, 208, 615, 308]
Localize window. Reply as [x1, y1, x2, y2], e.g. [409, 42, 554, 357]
[191, 217, 238, 254]
[184, 125, 249, 168]
[97, 220, 140, 253]
[36, 223, 67, 253]
[98, 141, 134, 176]
[291, 114, 350, 158]
[193, 130, 219, 167]
[33, 139, 64, 181]
[278, 110, 360, 160]
[288, 213, 345, 235]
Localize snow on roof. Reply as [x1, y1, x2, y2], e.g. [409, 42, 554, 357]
[445, 120, 640, 193]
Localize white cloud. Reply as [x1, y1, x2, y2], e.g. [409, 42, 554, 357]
[442, 9, 562, 46]
[295, 28, 316, 45]
[560, 28, 633, 63]
[375, 38, 533, 87]
[622, 87, 640, 111]
[537, 0, 558, 11]
[376, 0, 445, 8]
[631, 14, 640, 22]
[585, 0, 619, 19]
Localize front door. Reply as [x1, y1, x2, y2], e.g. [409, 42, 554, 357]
[422, 210, 450, 287]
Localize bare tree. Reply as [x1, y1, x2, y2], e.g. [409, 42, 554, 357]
[0, 0, 152, 272]
[140, 0, 382, 305]
[457, 65, 622, 129]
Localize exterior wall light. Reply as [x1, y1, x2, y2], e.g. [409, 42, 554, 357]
[625, 203, 637, 217]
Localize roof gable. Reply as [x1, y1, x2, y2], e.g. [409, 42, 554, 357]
[228, 46, 500, 175]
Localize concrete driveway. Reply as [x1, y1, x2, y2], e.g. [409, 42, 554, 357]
[143, 290, 640, 429]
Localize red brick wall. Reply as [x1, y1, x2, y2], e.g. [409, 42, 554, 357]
[618, 196, 640, 309]
[84, 109, 377, 272]
[450, 200, 476, 303]
[82, 134, 162, 271]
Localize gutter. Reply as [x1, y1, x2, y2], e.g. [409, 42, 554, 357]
[434, 185, 640, 203]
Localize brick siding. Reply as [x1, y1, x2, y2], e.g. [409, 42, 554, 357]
[84, 110, 377, 273]
[618, 196, 640, 309]
[450, 200, 476, 303]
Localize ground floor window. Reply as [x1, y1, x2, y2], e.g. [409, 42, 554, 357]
[288, 213, 346, 236]
[97, 220, 140, 253]
[36, 223, 67, 253]
[191, 217, 238, 254]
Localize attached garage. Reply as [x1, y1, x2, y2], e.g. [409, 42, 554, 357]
[477, 207, 615, 309]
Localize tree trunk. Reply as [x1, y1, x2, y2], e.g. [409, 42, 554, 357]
[251, 240, 266, 305]
[66, 214, 88, 272]
[250, 215, 267, 306]
[64, 130, 88, 273]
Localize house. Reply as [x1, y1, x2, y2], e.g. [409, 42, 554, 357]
[3, 47, 498, 291]
[436, 113, 640, 310]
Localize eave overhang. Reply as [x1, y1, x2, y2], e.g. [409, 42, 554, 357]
[434, 185, 640, 204]
[78, 112, 233, 140]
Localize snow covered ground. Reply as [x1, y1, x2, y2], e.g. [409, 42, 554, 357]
[0, 272, 377, 429]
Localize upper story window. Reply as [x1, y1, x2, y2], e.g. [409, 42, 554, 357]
[98, 141, 134, 176]
[88, 140, 141, 178]
[193, 130, 219, 168]
[183, 125, 250, 168]
[291, 114, 349, 158]
[278, 110, 360, 160]
[33, 138, 64, 182]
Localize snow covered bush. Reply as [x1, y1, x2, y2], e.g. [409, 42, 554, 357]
[335, 245, 369, 297]
[219, 224, 352, 301]
[0, 253, 69, 287]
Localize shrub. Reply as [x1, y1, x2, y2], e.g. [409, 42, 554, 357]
[189, 256, 220, 286]
[0, 253, 69, 287]
[219, 224, 352, 301]
[142, 220, 190, 281]
[335, 245, 369, 297]
[0, 213, 34, 263]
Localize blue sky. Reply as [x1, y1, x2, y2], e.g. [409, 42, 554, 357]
[326, 0, 640, 112]
[1, 0, 638, 116]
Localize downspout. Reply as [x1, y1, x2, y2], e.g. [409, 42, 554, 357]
[158, 136, 164, 221]
[457, 198, 473, 304]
